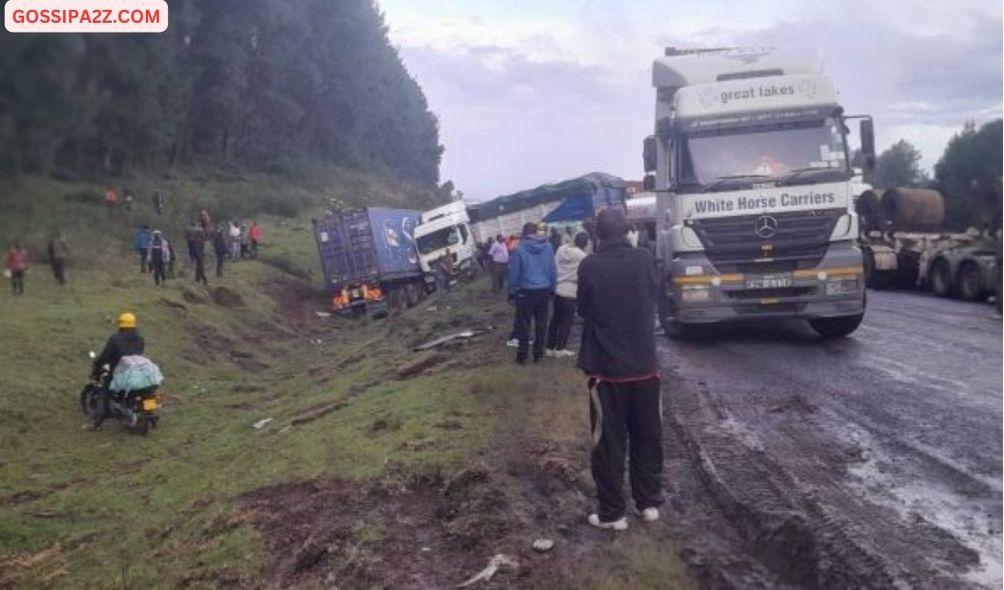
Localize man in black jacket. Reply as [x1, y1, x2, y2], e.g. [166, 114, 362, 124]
[91, 312, 146, 428]
[577, 208, 662, 531]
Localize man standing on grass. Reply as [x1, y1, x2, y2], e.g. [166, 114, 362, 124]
[148, 230, 171, 287]
[248, 220, 263, 258]
[5, 242, 29, 296]
[134, 225, 152, 273]
[507, 222, 556, 364]
[489, 234, 509, 293]
[212, 225, 228, 278]
[191, 227, 208, 285]
[47, 232, 70, 285]
[545, 231, 588, 358]
[577, 208, 662, 531]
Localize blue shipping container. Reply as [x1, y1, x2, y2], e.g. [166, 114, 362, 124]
[314, 208, 423, 294]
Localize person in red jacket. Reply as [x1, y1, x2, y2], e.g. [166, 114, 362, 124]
[5, 242, 29, 296]
[248, 220, 263, 258]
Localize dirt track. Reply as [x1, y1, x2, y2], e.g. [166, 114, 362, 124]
[659, 290, 1002, 589]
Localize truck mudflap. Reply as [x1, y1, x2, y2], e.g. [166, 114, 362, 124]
[665, 243, 865, 324]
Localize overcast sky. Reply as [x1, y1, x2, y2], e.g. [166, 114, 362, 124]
[378, 0, 1003, 200]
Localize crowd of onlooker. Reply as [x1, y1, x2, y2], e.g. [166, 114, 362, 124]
[132, 214, 263, 287]
[4, 186, 265, 295]
[473, 217, 650, 364]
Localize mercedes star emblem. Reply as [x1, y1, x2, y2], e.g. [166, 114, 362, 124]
[754, 215, 778, 239]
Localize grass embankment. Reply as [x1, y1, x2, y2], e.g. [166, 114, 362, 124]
[0, 175, 692, 588]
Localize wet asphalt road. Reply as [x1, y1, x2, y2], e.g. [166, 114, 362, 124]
[659, 290, 1002, 589]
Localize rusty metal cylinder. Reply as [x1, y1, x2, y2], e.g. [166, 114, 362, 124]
[856, 189, 885, 231]
[879, 188, 945, 232]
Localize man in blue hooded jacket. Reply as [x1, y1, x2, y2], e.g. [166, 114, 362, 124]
[133, 225, 152, 273]
[508, 222, 557, 364]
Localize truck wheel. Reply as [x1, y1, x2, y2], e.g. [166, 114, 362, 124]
[929, 258, 954, 298]
[658, 290, 695, 339]
[957, 262, 983, 302]
[808, 313, 863, 338]
[405, 282, 421, 308]
[862, 249, 876, 287]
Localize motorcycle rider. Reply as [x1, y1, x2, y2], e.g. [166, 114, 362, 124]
[90, 312, 145, 428]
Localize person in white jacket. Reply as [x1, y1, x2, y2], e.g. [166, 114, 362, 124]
[545, 232, 589, 357]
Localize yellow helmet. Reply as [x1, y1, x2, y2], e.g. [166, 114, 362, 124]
[117, 312, 137, 329]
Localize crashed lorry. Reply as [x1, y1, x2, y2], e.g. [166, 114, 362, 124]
[856, 187, 1001, 304]
[313, 207, 425, 317]
[644, 47, 876, 338]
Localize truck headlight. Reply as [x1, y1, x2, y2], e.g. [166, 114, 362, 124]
[825, 278, 859, 295]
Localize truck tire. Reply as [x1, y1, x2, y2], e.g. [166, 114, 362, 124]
[808, 313, 863, 338]
[405, 282, 421, 308]
[862, 249, 876, 287]
[957, 262, 983, 302]
[929, 258, 954, 298]
[658, 290, 696, 339]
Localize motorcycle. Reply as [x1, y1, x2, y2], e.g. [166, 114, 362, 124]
[81, 351, 160, 435]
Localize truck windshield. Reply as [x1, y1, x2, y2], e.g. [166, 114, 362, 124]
[416, 226, 461, 254]
[679, 118, 848, 190]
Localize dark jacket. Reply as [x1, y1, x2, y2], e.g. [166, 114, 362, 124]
[508, 235, 557, 296]
[212, 230, 227, 256]
[92, 329, 145, 379]
[576, 238, 658, 380]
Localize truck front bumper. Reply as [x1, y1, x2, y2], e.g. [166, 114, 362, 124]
[667, 242, 865, 324]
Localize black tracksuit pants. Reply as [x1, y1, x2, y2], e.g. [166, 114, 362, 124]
[546, 295, 575, 350]
[589, 376, 664, 521]
[513, 288, 551, 362]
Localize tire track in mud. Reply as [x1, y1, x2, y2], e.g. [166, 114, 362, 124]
[664, 378, 907, 589]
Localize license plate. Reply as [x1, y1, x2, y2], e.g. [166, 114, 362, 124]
[142, 398, 158, 411]
[744, 273, 793, 290]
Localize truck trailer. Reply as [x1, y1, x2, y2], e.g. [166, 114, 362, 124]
[467, 173, 627, 243]
[313, 207, 426, 316]
[645, 47, 875, 338]
[857, 187, 1000, 303]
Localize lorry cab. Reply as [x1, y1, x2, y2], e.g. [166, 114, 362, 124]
[414, 200, 476, 279]
[646, 47, 876, 338]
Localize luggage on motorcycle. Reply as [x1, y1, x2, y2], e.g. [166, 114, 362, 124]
[109, 355, 164, 393]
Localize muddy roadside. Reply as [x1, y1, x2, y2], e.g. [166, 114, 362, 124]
[241, 285, 696, 589]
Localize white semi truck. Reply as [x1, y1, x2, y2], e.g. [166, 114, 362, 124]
[645, 47, 875, 338]
[413, 200, 477, 281]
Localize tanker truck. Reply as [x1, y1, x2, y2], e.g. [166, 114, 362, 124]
[857, 187, 1000, 303]
[645, 47, 874, 338]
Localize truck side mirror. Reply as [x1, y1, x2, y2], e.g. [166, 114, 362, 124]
[643, 136, 657, 173]
[859, 119, 876, 172]
[643, 174, 655, 192]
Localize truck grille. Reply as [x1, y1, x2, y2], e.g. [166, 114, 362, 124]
[690, 208, 844, 267]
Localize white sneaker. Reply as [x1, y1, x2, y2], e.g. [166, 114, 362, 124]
[587, 514, 628, 531]
[506, 338, 519, 348]
[640, 507, 660, 522]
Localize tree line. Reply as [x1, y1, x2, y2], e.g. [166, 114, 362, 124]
[0, 0, 443, 186]
[854, 119, 1002, 230]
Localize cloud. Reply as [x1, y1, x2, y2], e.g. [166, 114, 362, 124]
[381, 0, 1002, 198]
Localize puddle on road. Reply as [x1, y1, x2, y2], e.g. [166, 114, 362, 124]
[844, 423, 1003, 590]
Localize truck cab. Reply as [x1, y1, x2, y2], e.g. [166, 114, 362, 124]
[414, 200, 476, 281]
[646, 47, 876, 338]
